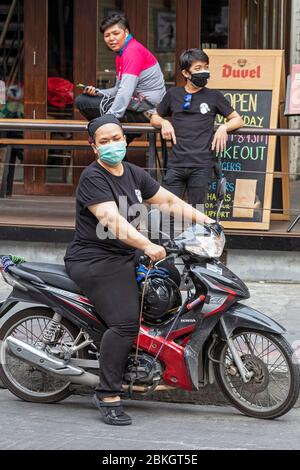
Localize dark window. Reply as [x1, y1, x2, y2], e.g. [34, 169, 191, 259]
[201, 0, 229, 49]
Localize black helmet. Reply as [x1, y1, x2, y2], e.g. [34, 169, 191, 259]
[140, 276, 182, 324]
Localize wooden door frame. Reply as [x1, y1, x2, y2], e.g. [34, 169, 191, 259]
[176, 0, 244, 84]
[175, 0, 200, 85]
[72, 0, 98, 188]
[228, 0, 244, 48]
[124, 0, 149, 45]
[24, 0, 77, 196]
[23, 0, 48, 195]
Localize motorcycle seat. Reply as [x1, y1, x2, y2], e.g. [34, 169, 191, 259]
[18, 262, 82, 294]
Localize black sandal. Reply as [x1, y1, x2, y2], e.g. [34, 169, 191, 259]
[93, 394, 132, 426]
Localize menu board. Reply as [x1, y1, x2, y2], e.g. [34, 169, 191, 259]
[205, 90, 272, 224]
[204, 49, 288, 230]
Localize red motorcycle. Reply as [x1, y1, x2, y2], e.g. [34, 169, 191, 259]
[0, 181, 299, 419]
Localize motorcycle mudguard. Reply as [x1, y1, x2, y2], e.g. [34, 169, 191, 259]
[0, 289, 105, 343]
[220, 303, 286, 337]
[184, 313, 222, 391]
[0, 290, 48, 321]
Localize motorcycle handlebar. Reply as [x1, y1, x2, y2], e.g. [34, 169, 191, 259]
[164, 246, 181, 255]
[0, 255, 14, 272]
[9, 265, 45, 284]
[0, 255, 44, 284]
[139, 246, 181, 268]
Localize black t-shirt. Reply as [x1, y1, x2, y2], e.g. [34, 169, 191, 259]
[64, 161, 160, 261]
[158, 86, 234, 168]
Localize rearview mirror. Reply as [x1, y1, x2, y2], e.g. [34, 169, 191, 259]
[216, 177, 227, 202]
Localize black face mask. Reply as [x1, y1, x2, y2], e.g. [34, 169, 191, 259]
[190, 71, 210, 88]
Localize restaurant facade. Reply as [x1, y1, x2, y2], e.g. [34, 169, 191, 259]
[0, 0, 294, 196]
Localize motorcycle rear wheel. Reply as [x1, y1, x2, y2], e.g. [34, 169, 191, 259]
[0, 308, 84, 403]
[213, 329, 300, 419]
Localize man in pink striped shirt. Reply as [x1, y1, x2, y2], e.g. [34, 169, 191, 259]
[76, 14, 166, 130]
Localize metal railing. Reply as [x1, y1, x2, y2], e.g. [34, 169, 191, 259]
[1, 119, 300, 136]
[0, 120, 161, 134]
[0, 120, 165, 198]
[0, 119, 300, 232]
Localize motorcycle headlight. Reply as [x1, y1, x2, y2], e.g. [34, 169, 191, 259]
[178, 225, 225, 258]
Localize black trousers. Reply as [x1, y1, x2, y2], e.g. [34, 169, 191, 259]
[162, 166, 212, 239]
[75, 94, 150, 145]
[65, 252, 180, 399]
[163, 167, 212, 207]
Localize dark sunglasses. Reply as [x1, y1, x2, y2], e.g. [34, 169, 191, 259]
[182, 93, 192, 111]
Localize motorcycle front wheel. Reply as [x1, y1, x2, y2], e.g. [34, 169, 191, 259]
[213, 329, 300, 419]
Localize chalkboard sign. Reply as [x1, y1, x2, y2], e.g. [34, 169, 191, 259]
[205, 89, 272, 224]
[204, 49, 289, 230]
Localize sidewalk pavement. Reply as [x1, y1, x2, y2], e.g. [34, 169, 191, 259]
[0, 389, 300, 450]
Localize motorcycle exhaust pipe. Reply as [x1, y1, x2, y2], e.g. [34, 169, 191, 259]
[4, 336, 99, 388]
[5, 337, 177, 393]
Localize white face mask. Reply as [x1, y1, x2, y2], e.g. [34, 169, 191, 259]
[97, 140, 126, 166]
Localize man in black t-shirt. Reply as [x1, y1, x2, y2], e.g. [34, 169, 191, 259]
[64, 114, 215, 426]
[151, 48, 244, 208]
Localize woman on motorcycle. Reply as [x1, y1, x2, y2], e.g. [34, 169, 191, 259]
[64, 114, 215, 426]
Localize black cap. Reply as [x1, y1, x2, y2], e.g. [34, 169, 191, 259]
[87, 115, 123, 138]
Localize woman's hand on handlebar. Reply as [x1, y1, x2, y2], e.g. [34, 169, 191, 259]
[144, 243, 166, 263]
[204, 216, 215, 224]
[206, 221, 224, 237]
